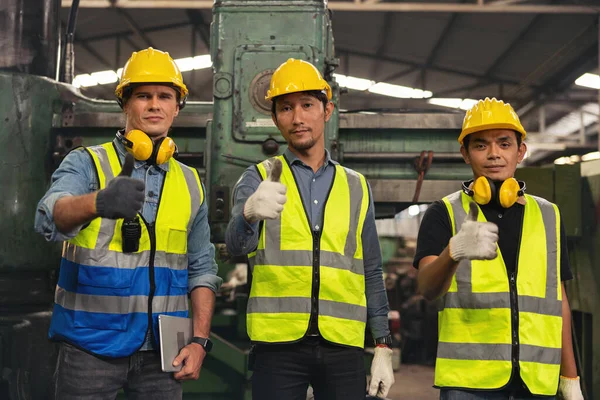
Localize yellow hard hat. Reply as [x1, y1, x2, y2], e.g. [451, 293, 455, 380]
[459, 97, 526, 144]
[265, 58, 332, 101]
[115, 47, 188, 101]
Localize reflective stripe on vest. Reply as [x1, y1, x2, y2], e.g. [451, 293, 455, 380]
[49, 142, 203, 358]
[435, 191, 562, 395]
[247, 155, 369, 348]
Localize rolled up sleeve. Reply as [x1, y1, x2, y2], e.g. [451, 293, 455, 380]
[188, 183, 223, 293]
[34, 149, 97, 242]
[363, 183, 391, 339]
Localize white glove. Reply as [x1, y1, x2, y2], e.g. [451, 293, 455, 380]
[368, 346, 394, 398]
[449, 201, 499, 261]
[558, 376, 584, 400]
[243, 159, 287, 223]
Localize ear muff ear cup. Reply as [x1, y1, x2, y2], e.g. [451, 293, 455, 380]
[498, 177, 520, 208]
[121, 129, 154, 161]
[472, 176, 494, 205]
[152, 136, 177, 165]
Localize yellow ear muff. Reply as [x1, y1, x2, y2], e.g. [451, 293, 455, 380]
[154, 137, 177, 165]
[498, 177, 520, 208]
[124, 129, 154, 161]
[472, 176, 493, 205]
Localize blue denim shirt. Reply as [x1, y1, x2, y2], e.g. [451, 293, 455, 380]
[35, 138, 222, 350]
[225, 148, 390, 339]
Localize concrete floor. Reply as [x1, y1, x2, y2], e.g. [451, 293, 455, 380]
[386, 364, 438, 400]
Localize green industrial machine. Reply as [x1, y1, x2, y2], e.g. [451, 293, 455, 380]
[8, 0, 597, 399]
[515, 162, 600, 400]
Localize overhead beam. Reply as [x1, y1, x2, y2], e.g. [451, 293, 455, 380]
[336, 47, 526, 86]
[114, 7, 156, 48]
[370, 13, 394, 80]
[516, 24, 598, 119]
[186, 10, 210, 50]
[62, 0, 600, 14]
[78, 22, 191, 43]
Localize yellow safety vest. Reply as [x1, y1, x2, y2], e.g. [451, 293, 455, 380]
[49, 142, 203, 357]
[436, 191, 562, 395]
[247, 155, 370, 348]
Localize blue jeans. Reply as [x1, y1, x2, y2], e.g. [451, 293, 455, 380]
[251, 337, 366, 400]
[54, 342, 182, 400]
[440, 389, 556, 400]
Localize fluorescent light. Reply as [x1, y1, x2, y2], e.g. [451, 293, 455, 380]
[91, 70, 119, 84]
[368, 82, 432, 99]
[333, 74, 374, 91]
[175, 57, 196, 72]
[73, 74, 98, 88]
[428, 98, 462, 108]
[428, 98, 478, 110]
[582, 151, 600, 161]
[75, 55, 213, 89]
[408, 204, 420, 216]
[193, 55, 212, 69]
[459, 98, 478, 110]
[575, 73, 600, 89]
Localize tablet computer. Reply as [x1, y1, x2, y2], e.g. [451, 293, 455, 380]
[158, 314, 193, 372]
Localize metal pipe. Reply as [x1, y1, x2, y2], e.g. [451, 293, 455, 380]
[342, 152, 463, 161]
[60, 0, 80, 83]
[62, 0, 600, 14]
[1, 0, 61, 79]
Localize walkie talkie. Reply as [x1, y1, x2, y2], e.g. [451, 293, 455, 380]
[122, 216, 141, 253]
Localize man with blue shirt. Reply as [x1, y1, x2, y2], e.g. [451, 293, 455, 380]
[225, 58, 395, 400]
[34, 47, 221, 399]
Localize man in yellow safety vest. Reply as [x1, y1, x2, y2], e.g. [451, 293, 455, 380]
[225, 58, 395, 400]
[414, 97, 584, 399]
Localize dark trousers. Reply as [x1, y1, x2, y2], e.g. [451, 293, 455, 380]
[440, 389, 556, 400]
[251, 337, 366, 400]
[54, 342, 182, 400]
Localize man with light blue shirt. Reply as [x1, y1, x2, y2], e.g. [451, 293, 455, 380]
[225, 58, 395, 400]
[34, 47, 221, 399]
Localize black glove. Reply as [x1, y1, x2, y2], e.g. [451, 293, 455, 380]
[95, 153, 145, 219]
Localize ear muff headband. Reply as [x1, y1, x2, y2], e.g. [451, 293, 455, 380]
[462, 177, 526, 208]
[116, 130, 178, 165]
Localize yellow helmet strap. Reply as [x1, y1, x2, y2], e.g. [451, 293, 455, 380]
[462, 177, 526, 208]
[116, 130, 178, 165]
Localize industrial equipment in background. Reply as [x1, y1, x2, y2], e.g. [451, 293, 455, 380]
[1, 0, 598, 399]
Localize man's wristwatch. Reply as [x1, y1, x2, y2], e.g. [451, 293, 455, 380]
[374, 334, 393, 347]
[191, 336, 213, 353]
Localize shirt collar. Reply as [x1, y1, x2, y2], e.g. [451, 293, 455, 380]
[113, 132, 170, 172]
[283, 147, 339, 168]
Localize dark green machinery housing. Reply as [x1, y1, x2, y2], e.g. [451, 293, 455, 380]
[1, 0, 597, 399]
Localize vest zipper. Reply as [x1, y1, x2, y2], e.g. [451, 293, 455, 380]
[508, 209, 524, 387]
[138, 216, 156, 348]
[308, 230, 322, 334]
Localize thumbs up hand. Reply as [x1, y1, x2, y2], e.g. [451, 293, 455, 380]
[448, 202, 499, 262]
[243, 158, 287, 223]
[95, 153, 146, 219]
